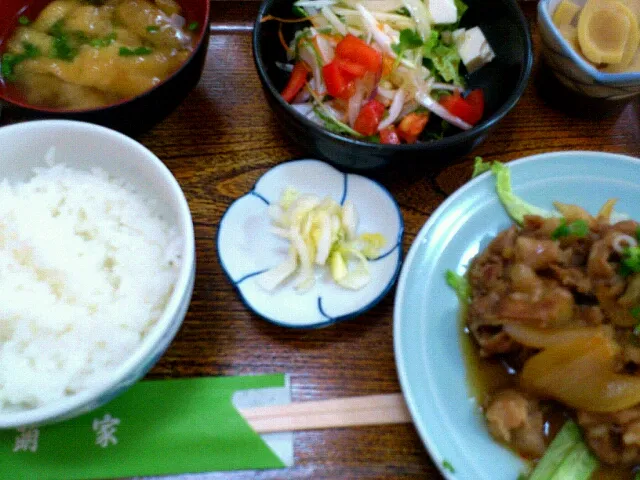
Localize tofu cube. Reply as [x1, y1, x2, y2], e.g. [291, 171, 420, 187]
[453, 26, 496, 73]
[428, 0, 458, 24]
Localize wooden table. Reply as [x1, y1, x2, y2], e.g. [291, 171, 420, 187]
[111, 1, 638, 478]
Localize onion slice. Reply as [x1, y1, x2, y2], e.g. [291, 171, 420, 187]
[378, 88, 405, 130]
[415, 90, 473, 130]
[355, 3, 396, 56]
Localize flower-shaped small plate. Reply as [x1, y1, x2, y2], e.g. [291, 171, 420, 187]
[217, 159, 404, 328]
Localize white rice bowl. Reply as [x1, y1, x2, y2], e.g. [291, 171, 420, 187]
[0, 120, 195, 428]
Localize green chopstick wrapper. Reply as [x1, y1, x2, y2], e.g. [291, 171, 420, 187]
[1, 374, 288, 479]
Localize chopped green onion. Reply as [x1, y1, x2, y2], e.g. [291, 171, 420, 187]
[146, 25, 159, 33]
[0, 42, 41, 80]
[551, 219, 589, 240]
[51, 36, 77, 60]
[90, 32, 116, 48]
[620, 246, 640, 277]
[22, 42, 41, 59]
[75, 31, 90, 44]
[442, 459, 455, 473]
[1, 54, 17, 80]
[49, 19, 65, 38]
[48, 20, 78, 61]
[187, 21, 199, 31]
[119, 46, 153, 56]
[18, 15, 30, 25]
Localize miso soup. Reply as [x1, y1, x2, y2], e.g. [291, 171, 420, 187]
[0, 0, 199, 109]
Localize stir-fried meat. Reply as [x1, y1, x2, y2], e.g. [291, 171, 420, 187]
[521, 215, 563, 238]
[485, 389, 545, 458]
[496, 283, 574, 327]
[588, 238, 617, 279]
[549, 264, 593, 295]
[596, 280, 638, 327]
[578, 408, 640, 464]
[514, 237, 561, 271]
[575, 305, 605, 326]
[466, 213, 640, 468]
[468, 216, 640, 357]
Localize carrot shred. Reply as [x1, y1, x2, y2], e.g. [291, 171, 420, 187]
[261, 14, 315, 23]
[278, 23, 291, 54]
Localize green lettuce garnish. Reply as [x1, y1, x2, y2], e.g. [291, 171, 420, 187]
[454, 0, 469, 21]
[491, 161, 553, 225]
[471, 156, 491, 178]
[422, 30, 464, 86]
[392, 28, 424, 56]
[526, 420, 598, 480]
[445, 270, 471, 303]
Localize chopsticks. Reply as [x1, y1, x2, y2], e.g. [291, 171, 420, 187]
[238, 393, 412, 434]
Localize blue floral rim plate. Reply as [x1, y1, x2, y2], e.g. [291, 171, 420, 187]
[393, 151, 640, 479]
[217, 159, 404, 328]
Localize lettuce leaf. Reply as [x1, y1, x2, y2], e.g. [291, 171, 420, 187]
[454, 0, 468, 21]
[471, 156, 491, 178]
[422, 31, 464, 86]
[491, 162, 554, 225]
[445, 269, 471, 303]
[527, 420, 598, 480]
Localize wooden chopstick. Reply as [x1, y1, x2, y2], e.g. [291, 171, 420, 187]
[238, 393, 412, 433]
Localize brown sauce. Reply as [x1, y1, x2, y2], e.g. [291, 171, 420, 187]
[461, 321, 640, 478]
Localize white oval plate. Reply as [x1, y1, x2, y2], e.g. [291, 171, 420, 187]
[393, 151, 640, 479]
[217, 159, 404, 328]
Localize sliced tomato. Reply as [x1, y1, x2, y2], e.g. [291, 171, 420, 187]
[439, 89, 485, 125]
[397, 113, 429, 144]
[379, 126, 401, 145]
[322, 61, 353, 99]
[335, 34, 382, 74]
[281, 61, 309, 103]
[353, 100, 385, 136]
[464, 89, 484, 124]
[334, 57, 367, 80]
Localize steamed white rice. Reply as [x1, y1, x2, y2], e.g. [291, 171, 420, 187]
[0, 163, 182, 412]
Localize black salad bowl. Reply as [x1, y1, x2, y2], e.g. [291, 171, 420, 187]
[0, 0, 210, 135]
[252, 0, 533, 170]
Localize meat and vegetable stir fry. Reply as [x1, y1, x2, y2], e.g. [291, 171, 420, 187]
[467, 200, 640, 476]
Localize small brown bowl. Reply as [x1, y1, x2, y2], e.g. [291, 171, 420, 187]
[0, 0, 210, 134]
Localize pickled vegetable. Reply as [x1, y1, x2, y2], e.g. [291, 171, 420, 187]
[578, 0, 635, 64]
[553, 0, 581, 27]
[552, 0, 640, 72]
